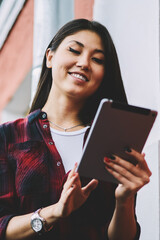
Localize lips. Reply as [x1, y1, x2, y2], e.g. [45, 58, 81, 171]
[69, 72, 89, 82]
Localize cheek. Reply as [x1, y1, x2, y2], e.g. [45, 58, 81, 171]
[51, 62, 68, 78]
[94, 68, 104, 85]
[90, 75, 104, 95]
[90, 69, 104, 94]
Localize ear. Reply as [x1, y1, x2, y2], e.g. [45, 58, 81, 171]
[46, 48, 54, 68]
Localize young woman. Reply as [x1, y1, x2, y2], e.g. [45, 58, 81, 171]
[0, 19, 151, 240]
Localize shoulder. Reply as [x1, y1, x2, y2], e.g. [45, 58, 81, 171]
[0, 109, 41, 128]
[0, 109, 41, 143]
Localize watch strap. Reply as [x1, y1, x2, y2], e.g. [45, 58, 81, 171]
[31, 208, 53, 234]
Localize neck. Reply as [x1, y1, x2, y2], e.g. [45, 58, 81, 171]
[42, 91, 85, 130]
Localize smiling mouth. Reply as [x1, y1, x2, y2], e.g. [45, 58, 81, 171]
[69, 72, 89, 82]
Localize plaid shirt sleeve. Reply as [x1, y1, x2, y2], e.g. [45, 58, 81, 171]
[0, 123, 18, 238]
[0, 110, 66, 239]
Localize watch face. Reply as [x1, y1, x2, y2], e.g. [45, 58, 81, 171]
[31, 218, 43, 232]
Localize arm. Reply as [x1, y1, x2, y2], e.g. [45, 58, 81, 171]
[107, 196, 137, 240]
[104, 149, 151, 240]
[5, 205, 59, 240]
[5, 163, 98, 240]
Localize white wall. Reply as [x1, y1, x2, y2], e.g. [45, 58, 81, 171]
[94, 1, 160, 239]
[1, 70, 32, 123]
[137, 141, 160, 239]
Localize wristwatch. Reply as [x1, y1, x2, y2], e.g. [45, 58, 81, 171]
[31, 208, 52, 234]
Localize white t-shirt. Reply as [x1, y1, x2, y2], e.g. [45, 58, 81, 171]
[50, 126, 89, 173]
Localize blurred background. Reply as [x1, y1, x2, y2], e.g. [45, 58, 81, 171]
[0, 0, 160, 239]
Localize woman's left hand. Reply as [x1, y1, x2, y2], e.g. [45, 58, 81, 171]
[104, 149, 152, 202]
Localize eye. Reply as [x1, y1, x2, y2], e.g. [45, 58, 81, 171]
[92, 57, 104, 65]
[69, 47, 80, 54]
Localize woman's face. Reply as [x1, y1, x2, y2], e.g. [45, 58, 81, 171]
[46, 30, 105, 101]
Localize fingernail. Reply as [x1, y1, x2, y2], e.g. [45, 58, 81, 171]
[104, 157, 110, 163]
[110, 155, 115, 160]
[125, 147, 132, 153]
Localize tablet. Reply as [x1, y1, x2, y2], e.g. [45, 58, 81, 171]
[78, 99, 157, 183]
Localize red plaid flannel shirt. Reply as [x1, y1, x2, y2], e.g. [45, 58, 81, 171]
[0, 109, 140, 240]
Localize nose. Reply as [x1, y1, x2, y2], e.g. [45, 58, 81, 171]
[76, 54, 90, 71]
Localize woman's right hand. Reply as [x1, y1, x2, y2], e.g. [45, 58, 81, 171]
[54, 163, 98, 218]
[5, 164, 97, 240]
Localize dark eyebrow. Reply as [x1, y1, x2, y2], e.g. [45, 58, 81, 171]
[94, 49, 104, 55]
[69, 40, 84, 47]
[68, 40, 105, 55]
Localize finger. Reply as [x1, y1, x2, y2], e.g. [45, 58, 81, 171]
[60, 184, 76, 206]
[125, 149, 152, 176]
[63, 173, 78, 191]
[104, 160, 138, 183]
[125, 148, 145, 164]
[64, 184, 76, 199]
[104, 153, 151, 178]
[82, 179, 98, 197]
[68, 162, 78, 179]
[142, 152, 146, 157]
[104, 161, 150, 187]
[104, 156, 140, 177]
[106, 165, 150, 193]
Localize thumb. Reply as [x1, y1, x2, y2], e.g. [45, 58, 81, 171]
[82, 179, 98, 197]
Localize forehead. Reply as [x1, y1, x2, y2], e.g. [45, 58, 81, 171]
[60, 30, 104, 50]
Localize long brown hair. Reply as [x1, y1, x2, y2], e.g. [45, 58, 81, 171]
[30, 19, 127, 124]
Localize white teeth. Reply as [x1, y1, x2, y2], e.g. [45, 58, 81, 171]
[71, 73, 87, 82]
